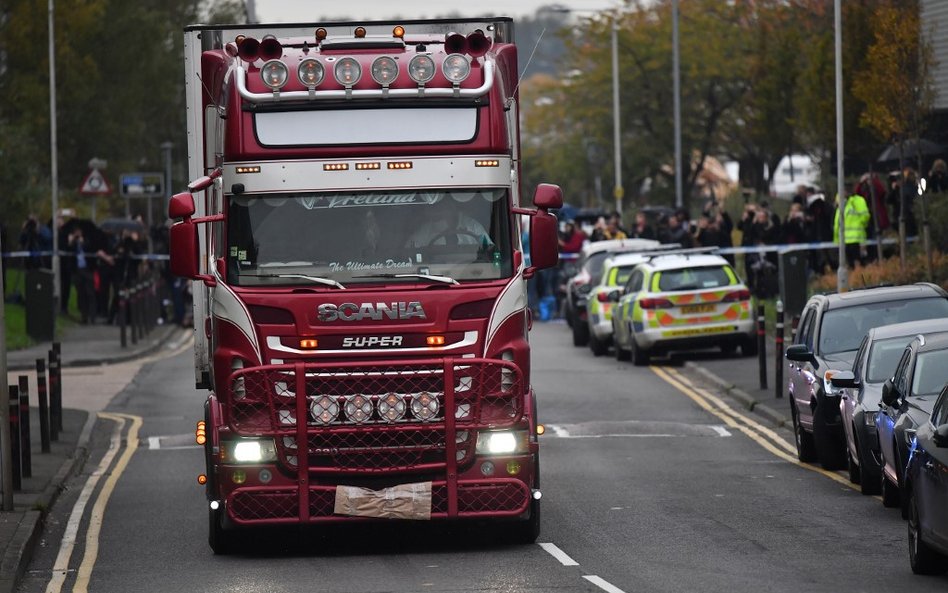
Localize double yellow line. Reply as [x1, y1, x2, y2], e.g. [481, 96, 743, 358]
[650, 365, 856, 489]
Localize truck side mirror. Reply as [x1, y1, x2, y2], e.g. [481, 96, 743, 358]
[881, 379, 900, 407]
[169, 191, 196, 219]
[528, 210, 559, 272]
[533, 183, 563, 210]
[169, 220, 200, 279]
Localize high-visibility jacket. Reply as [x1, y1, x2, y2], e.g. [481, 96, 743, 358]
[833, 194, 870, 244]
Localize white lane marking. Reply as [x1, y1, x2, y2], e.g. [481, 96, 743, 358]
[547, 424, 571, 438]
[584, 575, 628, 593]
[45, 416, 125, 593]
[148, 436, 161, 450]
[711, 425, 732, 437]
[539, 542, 580, 566]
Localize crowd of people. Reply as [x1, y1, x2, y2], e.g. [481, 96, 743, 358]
[1, 213, 188, 327]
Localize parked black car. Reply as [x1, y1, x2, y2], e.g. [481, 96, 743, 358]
[786, 283, 948, 470]
[904, 382, 948, 574]
[877, 332, 948, 515]
[831, 319, 948, 495]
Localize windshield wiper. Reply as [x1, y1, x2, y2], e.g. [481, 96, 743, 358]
[247, 273, 346, 289]
[353, 273, 459, 286]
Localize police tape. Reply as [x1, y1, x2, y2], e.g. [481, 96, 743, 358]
[0, 250, 170, 261]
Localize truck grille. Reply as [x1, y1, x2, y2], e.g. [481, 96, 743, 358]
[227, 359, 522, 473]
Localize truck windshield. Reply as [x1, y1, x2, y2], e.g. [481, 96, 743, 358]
[226, 189, 513, 286]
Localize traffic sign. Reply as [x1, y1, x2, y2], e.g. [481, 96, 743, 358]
[119, 172, 164, 198]
[79, 169, 112, 195]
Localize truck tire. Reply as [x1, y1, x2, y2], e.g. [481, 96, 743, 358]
[908, 489, 948, 575]
[510, 498, 541, 544]
[208, 506, 235, 555]
[792, 403, 818, 463]
[572, 321, 589, 347]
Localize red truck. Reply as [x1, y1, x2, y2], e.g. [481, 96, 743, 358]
[168, 19, 561, 553]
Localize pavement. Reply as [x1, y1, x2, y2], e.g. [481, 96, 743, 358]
[0, 319, 189, 593]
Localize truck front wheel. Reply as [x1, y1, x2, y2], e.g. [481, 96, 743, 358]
[510, 498, 541, 544]
[208, 505, 235, 555]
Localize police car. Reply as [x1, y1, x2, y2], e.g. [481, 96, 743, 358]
[610, 253, 756, 365]
[585, 251, 658, 356]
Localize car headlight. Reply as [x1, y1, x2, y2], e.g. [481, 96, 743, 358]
[226, 439, 277, 463]
[823, 370, 841, 397]
[475, 430, 530, 455]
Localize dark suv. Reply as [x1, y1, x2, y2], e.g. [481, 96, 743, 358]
[785, 284, 948, 470]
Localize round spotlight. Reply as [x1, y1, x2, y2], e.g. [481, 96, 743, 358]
[345, 394, 374, 424]
[480, 461, 495, 476]
[371, 56, 399, 85]
[310, 395, 340, 425]
[411, 391, 440, 421]
[442, 54, 471, 84]
[298, 58, 325, 87]
[377, 392, 406, 423]
[260, 60, 289, 90]
[408, 55, 436, 84]
[259, 469, 272, 484]
[334, 57, 362, 86]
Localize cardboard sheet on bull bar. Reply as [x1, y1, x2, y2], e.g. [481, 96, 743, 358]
[334, 482, 433, 520]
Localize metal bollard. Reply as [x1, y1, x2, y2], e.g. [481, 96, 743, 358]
[36, 359, 51, 453]
[119, 288, 128, 348]
[9, 391, 21, 491]
[49, 343, 63, 436]
[18, 377, 31, 478]
[757, 303, 768, 390]
[775, 300, 784, 399]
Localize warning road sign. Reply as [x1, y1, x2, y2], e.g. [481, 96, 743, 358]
[80, 169, 112, 195]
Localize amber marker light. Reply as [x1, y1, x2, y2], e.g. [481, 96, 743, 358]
[474, 159, 500, 167]
[426, 335, 446, 346]
[536, 424, 546, 435]
[195, 421, 206, 445]
[323, 163, 349, 171]
[393, 25, 405, 38]
[235, 166, 261, 174]
[355, 162, 381, 170]
[354, 26, 367, 38]
[197, 474, 208, 485]
[315, 28, 328, 41]
[299, 338, 319, 349]
[387, 161, 413, 170]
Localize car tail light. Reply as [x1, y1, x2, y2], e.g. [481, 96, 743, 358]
[639, 297, 674, 309]
[597, 292, 611, 303]
[722, 289, 751, 302]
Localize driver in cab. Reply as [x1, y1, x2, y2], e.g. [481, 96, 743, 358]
[405, 196, 492, 250]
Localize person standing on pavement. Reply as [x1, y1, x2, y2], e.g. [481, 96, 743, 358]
[70, 227, 97, 324]
[629, 212, 655, 240]
[833, 186, 871, 268]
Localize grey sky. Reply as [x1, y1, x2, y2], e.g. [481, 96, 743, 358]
[251, 0, 624, 22]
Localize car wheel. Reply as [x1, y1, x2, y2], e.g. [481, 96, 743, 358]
[719, 343, 737, 356]
[572, 321, 589, 347]
[813, 402, 847, 470]
[908, 488, 948, 575]
[614, 340, 631, 362]
[564, 305, 574, 328]
[589, 333, 608, 357]
[847, 447, 861, 485]
[740, 336, 758, 357]
[855, 434, 881, 495]
[792, 404, 818, 463]
[881, 471, 901, 508]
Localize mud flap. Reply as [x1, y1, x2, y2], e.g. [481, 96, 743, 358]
[334, 482, 433, 520]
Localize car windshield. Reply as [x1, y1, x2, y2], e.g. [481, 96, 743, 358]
[818, 297, 948, 355]
[657, 266, 731, 292]
[226, 189, 512, 286]
[866, 336, 914, 383]
[912, 348, 948, 396]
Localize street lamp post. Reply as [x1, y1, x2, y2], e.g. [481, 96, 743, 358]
[611, 20, 623, 215]
[48, 0, 61, 324]
[672, 0, 683, 210]
[834, 0, 848, 292]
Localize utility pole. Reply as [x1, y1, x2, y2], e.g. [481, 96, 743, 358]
[1, 231, 13, 511]
[672, 0, 683, 210]
[611, 20, 623, 216]
[834, 0, 848, 292]
[49, 0, 61, 325]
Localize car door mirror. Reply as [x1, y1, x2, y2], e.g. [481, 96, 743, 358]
[934, 424, 948, 448]
[786, 344, 815, 364]
[830, 370, 858, 389]
[608, 289, 622, 303]
[881, 379, 901, 407]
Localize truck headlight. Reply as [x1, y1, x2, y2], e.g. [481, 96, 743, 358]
[226, 439, 277, 464]
[476, 430, 529, 455]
